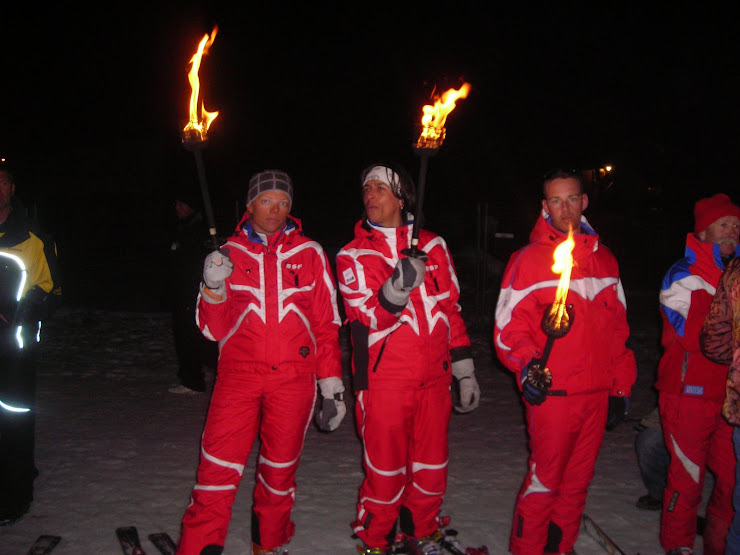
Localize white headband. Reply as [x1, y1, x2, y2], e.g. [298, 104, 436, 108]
[363, 166, 401, 196]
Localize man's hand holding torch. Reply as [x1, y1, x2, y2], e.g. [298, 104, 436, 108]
[521, 301, 574, 405]
[521, 229, 576, 405]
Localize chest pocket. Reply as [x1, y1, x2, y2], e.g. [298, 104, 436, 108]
[283, 262, 304, 289]
[425, 263, 442, 293]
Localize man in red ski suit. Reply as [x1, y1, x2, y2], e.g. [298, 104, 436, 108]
[494, 169, 636, 555]
[336, 164, 480, 555]
[655, 193, 740, 555]
[177, 170, 344, 555]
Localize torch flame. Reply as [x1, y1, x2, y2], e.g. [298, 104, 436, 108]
[548, 226, 575, 328]
[416, 82, 471, 149]
[183, 26, 219, 142]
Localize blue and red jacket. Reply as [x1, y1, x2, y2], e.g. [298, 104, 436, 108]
[655, 232, 740, 402]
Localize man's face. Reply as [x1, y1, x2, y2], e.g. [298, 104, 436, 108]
[542, 177, 588, 233]
[362, 180, 403, 228]
[0, 171, 15, 213]
[698, 215, 740, 257]
[247, 191, 291, 236]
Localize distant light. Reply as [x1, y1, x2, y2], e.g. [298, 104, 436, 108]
[604, 165, 613, 172]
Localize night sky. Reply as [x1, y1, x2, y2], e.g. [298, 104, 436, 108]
[2, 4, 738, 307]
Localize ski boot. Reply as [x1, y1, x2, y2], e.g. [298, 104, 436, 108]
[407, 529, 444, 555]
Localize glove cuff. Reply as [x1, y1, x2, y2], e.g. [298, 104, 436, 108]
[379, 279, 410, 314]
[450, 345, 473, 363]
[200, 283, 226, 304]
[452, 358, 475, 379]
[318, 376, 345, 399]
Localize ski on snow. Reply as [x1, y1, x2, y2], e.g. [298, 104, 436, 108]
[148, 532, 178, 555]
[582, 514, 628, 555]
[116, 526, 147, 555]
[26, 535, 61, 555]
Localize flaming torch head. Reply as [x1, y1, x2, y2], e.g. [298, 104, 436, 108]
[182, 26, 219, 150]
[415, 82, 471, 153]
[542, 226, 576, 337]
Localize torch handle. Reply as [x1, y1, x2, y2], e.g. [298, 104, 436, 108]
[192, 149, 220, 251]
[402, 153, 430, 259]
[539, 335, 556, 369]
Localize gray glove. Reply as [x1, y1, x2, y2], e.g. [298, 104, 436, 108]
[316, 377, 346, 432]
[452, 358, 480, 413]
[202, 249, 233, 300]
[379, 257, 426, 313]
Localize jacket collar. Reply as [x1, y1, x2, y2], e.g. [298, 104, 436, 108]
[531, 211, 600, 258]
[685, 232, 740, 275]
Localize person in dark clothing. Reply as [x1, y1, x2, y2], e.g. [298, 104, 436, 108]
[0, 164, 61, 525]
[634, 407, 669, 510]
[167, 191, 217, 394]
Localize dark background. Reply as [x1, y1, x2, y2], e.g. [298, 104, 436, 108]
[1, 4, 738, 311]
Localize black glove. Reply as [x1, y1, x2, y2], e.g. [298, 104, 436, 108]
[606, 396, 630, 430]
[520, 359, 551, 405]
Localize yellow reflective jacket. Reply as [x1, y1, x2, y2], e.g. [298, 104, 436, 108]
[0, 208, 61, 325]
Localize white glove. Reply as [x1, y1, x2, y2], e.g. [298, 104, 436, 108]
[452, 358, 480, 413]
[379, 257, 426, 312]
[316, 376, 346, 432]
[202, 249, 233, 299]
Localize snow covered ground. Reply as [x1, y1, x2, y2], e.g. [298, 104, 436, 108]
[0, 288, 714, 554]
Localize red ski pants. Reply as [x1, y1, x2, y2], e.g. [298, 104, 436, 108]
[510, 392, 607, 555]
[351, 385, 452, 549]
[659, 393, 735, 555]
[177, 370, 316, 554]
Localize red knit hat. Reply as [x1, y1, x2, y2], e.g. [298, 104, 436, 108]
[694, 193, 740, 233]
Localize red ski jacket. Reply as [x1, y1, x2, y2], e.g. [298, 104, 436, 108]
[656, 233, 740, 402]
[494, 212, 636, 396]
[336, 219, 471, 390]
[197, 215, 342, 379]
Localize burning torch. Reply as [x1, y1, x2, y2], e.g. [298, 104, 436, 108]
[403, 82, 470, 258]
[527, 228, 576, 391]
[181, 26, 220, 251]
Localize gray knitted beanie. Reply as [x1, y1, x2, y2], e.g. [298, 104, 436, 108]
[247, 170, 294, 206]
